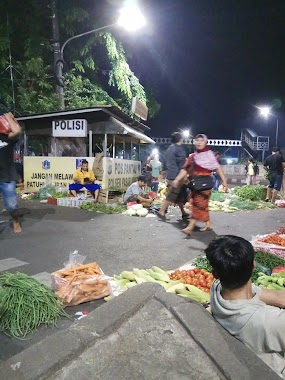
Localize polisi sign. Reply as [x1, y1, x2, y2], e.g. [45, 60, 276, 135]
[52, 119, 87, 137]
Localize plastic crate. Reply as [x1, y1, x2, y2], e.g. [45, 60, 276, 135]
[57, 197, 90, 208]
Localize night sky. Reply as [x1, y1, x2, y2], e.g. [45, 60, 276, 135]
[115, 0, 285, 144]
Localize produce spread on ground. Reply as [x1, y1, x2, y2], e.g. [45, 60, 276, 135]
[209, 186, 276, 212]
[20, 182, 280, 215]
[2, 235, 285, 338]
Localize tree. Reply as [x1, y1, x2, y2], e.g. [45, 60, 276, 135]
[0, 0, 160, 118]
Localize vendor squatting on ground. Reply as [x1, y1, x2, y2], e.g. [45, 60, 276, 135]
[123, 175, 153, 206]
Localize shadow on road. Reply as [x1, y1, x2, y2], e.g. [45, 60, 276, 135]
[167, 218, 218, 249]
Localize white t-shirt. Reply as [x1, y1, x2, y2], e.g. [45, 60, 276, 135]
[211, 280, 285, 378]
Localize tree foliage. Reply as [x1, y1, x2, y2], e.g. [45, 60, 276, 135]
[0, 0, 160, 119]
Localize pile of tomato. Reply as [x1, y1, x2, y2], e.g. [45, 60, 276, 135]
[169, 268, 214, 293]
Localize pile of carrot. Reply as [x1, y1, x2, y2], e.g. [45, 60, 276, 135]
[53, 262, 102, 283]
[53, 262, 110, 306]
[260, 234, 285, 247]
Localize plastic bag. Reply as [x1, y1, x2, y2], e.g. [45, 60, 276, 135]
[51, 251, 111, 307]
[63, 250, 85, 268]
[38, 179, 57, 200]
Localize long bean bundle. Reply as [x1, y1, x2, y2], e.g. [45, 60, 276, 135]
[0, 272, 69, 338]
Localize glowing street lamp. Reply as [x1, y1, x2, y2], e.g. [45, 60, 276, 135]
[117, 3, 146, 32]
[182, 130, 190, 138]
[257, 106, 279, 147]
[56, 2, 146, 108]
[259, 106, 271, 118]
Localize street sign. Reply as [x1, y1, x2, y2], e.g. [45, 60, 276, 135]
[257, 136, 269, 151]
[52, 119, 87, 137]
[131, 97, 148, 120]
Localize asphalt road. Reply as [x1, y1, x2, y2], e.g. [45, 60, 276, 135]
[0, 200, 284, 361]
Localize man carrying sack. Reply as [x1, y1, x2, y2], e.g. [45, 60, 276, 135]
[0, 108, 22, 233]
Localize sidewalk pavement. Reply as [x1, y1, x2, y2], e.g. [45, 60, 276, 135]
[0, 284, 279, 380]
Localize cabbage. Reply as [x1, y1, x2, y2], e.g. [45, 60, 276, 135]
[125, 208, 137, 216]
[131, 204, 143, 211]
[136, 208, 148, 217]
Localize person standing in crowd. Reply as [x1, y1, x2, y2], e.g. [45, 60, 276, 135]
[172, 134, 227, 236]
[245, 158, 259, 185]
[264, 147, 285, 204]
[0, 112, 22, 233]
[276, 149, 285, 198]
[149, 154, 161, 192]
[157, 132, 188, 221]
[213, 152, 221, 190]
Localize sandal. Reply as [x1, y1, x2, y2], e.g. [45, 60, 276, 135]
[200, 226, 213, 232]
[181, 228, 193, 237]
[157, 213, 169, 221]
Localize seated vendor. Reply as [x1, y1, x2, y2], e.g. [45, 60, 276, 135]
[69, 159, 100, 202]
[205, 235, 285, 379]
[123, 176, 153, 206]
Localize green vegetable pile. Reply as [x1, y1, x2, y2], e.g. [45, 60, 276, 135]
[0, 272, 69, 338]
[210, 192, 227, 202]
[193, 257, 212, 272]
[234, 185, 267, 201]
[229, 199, 259, 210]
[251, 268, 261, 283]
[255, 271, 285, 290]
[80, 202, 127, 214]
[52, 191, 68, 199]
[255, 250, 285, 270]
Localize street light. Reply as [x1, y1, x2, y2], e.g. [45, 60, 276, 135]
[56, 3, 146, 109]
[257, 106, 279, 147]
[117, 3, 146, 32]
[182, 130, 190, 138]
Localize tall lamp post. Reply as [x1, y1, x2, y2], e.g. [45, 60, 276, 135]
[258, 106, 279, 147]
[55, 3, 146, 109]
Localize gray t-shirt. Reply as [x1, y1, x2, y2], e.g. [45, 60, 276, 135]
[211, 280, 285, 378]
[124, 182, 144, 203]
[165, 144, 186, 180]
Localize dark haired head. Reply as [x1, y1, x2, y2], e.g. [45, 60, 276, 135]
[171, 132, 183, 144]
[248, 158, 254, 163]
[138, 175, 147, 183]
[205, 235, 255, 290]
[82, 159, 88, 165]
[272, 147, 279, 153]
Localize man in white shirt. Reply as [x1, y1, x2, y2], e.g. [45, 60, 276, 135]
[205, 235, 285, 379]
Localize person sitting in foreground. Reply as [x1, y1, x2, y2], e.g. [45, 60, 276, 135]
[205, 235, 285, 379]
[123, 175, 153, 206]
[69, 159, 100, 202]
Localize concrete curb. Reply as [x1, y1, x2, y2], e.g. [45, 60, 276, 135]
[155, 291, 279, 380]
[0, 283, 280, 380]
[0, 284, 164, 380]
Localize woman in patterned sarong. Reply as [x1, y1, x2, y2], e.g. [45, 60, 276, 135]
[172, 134, 228, 236]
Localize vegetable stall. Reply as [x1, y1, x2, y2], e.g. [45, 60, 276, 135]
[2, 226, 285, 339]
[209, 185, 276, 212]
